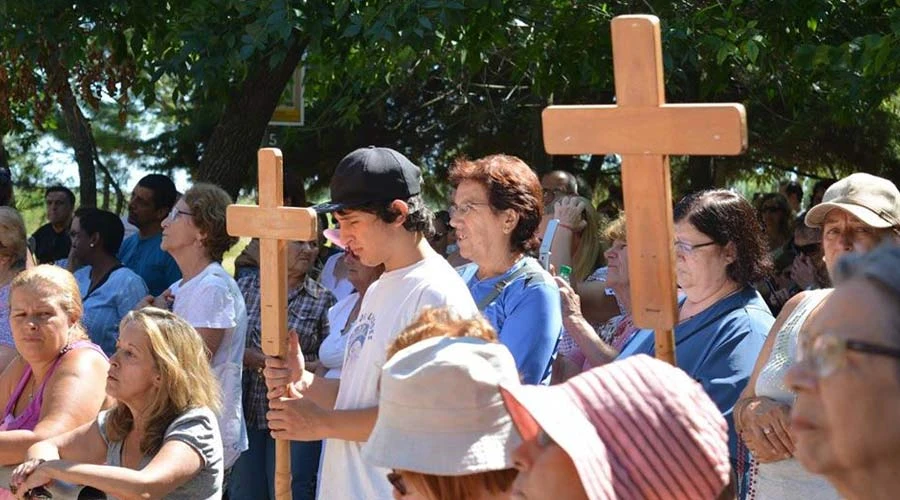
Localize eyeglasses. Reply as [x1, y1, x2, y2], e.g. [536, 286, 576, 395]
[799, 332, 900, 378]
[449, 201, 489, 218]
[674, 240, 717, 255]
[167, 207, 193, 222]
[386, 470, 407, 496]
[761, 205, 783, 213]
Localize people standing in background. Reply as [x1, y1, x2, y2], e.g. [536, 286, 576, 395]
[781, 181, 803, 215]
[71, 208, 148, 356]
[316, 251, 384, 380]
[30, 186, 75, 265]
[118, 174, 181, 297]
[231, 239, 335, 500]
[539, 170, 578, 210]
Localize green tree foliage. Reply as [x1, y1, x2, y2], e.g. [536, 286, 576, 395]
[2, 0, 899, 205]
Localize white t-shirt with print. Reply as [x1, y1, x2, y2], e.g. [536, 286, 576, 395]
[169, 262, 249, 468]
[317, 254, 477, 499]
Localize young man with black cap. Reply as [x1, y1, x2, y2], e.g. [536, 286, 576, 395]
[264, 146, 477, 499]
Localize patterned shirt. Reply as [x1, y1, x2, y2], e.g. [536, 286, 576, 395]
[237, 274, 335, 430]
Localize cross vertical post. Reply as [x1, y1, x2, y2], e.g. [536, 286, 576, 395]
[227, 148, 318, 499]
[541, 15, 747, 364]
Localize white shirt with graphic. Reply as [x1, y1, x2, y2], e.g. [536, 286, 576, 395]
[317, 254, 477, 499]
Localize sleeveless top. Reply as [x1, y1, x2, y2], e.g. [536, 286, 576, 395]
[0, 340, 106, 500]
[0, 340, 106, 432]
[750, 289, 839, 499]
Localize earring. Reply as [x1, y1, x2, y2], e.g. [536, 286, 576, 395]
[89, 243, 95, 248]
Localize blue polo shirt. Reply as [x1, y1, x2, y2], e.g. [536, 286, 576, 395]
[461, 258, 562, 385]
[618, 286, 774, 497]
[118, 232, 182, 297]
[75, 266, 149, 356]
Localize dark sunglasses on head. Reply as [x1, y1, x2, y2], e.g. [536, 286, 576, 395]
[387, 471, 407, 496]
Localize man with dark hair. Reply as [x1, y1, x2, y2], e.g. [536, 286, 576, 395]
[264, 146, 477, 499]
[30, 185, 76, 264]
[117, 174, 182, 296]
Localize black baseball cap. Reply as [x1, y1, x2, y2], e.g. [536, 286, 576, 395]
[313, 146, 421, 214]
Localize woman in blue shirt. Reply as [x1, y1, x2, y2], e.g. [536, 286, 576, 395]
[71, 208, 148, 356]
[616, 190, 774, 498]
[449, 154, 562, 385]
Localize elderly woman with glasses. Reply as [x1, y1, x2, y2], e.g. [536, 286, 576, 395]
[607, 190, 775, 496]
[449, 155, 562, 385]
[734, 173, 900, 500]
[786, 243, 900, 500]
[147, 184, 249, 483]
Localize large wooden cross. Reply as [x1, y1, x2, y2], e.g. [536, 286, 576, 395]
[542, 15, 747, 364]
[226, 148, 318, 500]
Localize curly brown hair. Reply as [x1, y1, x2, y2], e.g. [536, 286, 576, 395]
[183, 183, 239, 262]
[675, 190, 773, 284]
[449, 154, 543, 253]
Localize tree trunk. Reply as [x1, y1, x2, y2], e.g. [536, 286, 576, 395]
[47, 47, 97, 208]
[195, 34, 308, 199]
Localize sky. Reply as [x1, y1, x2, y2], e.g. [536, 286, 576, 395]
[38, 135, 191, 194]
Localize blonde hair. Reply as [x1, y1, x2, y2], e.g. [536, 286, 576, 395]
[386, 307, 498, 361]
[571, 196, 603, 283]
[401, 469, 518, 500]
[602, 211, 627, 244]
[386, 308, 515, 499]
[0, 207, 27, 269]
[105, 308, 221, 454]
[10, 265, 88, 340]
[183, 183, 238, 262]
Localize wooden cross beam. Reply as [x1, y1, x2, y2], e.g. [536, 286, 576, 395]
[542, 15, 747, 364]
[226, 148, 318, 500]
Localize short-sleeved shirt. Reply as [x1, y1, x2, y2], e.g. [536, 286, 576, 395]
[617, 286, 774, 489]
[237, 274, 335, 430]
[169, 263, 248, 468]
[320, 254, 477, 500]
[117, 232, 181, 297]
[461, 257, 562, 384]
[30, 223, 70, 264]
[318, 292, 361, 379]
[75, 266, 149, 356]
[97, 407, 223, 500]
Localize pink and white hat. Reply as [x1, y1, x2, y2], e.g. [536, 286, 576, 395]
[501, 355, 731, 499]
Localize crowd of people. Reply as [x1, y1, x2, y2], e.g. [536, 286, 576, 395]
[0, 151, 895, 500]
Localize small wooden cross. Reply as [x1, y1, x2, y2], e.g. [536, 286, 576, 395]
[542, 15, 747, 364]
[226, 148, 318, 500]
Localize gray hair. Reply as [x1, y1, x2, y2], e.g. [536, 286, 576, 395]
[833, 243, 900, 337]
